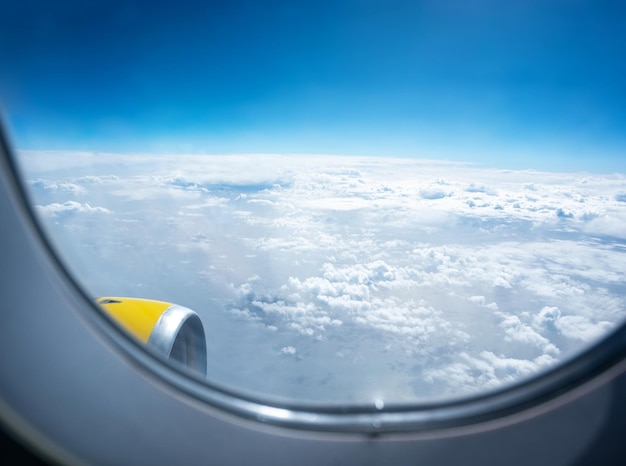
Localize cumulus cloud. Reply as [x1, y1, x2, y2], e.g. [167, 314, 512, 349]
[583, 214, 626, 239]
[30, 179, 86, 195]
[424, 351, 559, 395]
[498, 314, 560, 356]
[466, 183, 497, 195]
[420, 188, 450, 200]
[555, 315, 615, 342]
[36, 201, 112, 217]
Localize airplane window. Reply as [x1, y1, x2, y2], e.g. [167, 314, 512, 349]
[2, 0, 625, 415]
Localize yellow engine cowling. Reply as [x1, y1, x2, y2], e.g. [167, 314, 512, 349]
[96, 297, 207, 376]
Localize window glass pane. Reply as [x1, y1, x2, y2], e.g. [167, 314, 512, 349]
[3, 1, 626, 405]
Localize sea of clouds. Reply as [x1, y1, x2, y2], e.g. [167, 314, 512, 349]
[17, 151, 626, 405]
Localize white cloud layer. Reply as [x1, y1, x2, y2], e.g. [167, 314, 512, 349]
[20, 152, 626, 404]
[36, 201, 112, 217]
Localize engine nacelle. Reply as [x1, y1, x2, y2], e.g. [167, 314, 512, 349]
[96, 297, 207, 376]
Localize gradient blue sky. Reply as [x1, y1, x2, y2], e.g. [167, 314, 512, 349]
[1, 1, 625, 172]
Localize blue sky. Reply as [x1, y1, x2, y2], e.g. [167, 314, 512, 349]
[1, 0, 625, 172]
